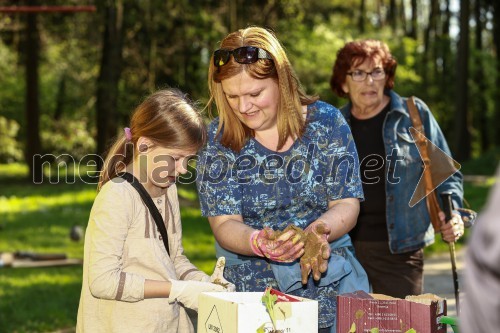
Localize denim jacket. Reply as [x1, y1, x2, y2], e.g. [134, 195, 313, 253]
[340, 90, 464, 254]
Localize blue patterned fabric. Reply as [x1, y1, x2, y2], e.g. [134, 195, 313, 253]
[196, 100, 367, 329]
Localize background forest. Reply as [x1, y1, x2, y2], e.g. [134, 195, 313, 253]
[0, 0, 499, 174]
[0, 0, 499, 332]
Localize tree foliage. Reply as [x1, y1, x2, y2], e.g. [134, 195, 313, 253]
[0, 0, 499, 167]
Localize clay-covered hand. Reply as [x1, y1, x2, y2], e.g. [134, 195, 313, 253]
[168, 279, 226, 311]
[206, 257, 236, 292]
[439, 211, 464, 243]
[300, 220, 331, 284]
[249, 226, 305, 262]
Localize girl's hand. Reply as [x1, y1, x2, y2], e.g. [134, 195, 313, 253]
[168, 280, 226, 311]
[208, 257, 236, 291]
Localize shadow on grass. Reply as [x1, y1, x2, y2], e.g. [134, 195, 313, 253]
[0, 266, 83, 333]
[1, 176, 98, 198]
[1, 196, 94, 259]
[0, 176, 98, 246]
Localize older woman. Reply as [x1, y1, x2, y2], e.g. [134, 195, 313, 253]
[330, 39, 465, 298]
[196, 27, 369, 332]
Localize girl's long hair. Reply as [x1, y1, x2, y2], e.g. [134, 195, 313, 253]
[98, 88, 207, 190]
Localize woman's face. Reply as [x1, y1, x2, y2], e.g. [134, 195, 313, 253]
[221, 70, 280, 134]
[341, 57, 388, 110]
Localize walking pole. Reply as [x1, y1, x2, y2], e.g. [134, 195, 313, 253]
[440, 191, 460, 314]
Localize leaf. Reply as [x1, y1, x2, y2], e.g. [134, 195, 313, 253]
[349, 322, 356, 332]
[261, 287, 278, 330]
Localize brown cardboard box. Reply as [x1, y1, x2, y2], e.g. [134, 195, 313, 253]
[337, 290, 447, 333]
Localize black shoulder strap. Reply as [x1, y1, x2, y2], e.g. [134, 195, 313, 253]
[120, 172, 170, 256]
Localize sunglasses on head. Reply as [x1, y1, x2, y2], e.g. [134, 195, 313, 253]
[213, 46, 273, 67]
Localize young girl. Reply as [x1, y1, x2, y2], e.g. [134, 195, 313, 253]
[76, 89, 230, 333]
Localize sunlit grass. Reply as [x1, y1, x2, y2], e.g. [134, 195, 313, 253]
[180, 206, 218, 272]
[0, 162, 29, 177]
[177, 183, 200, 202]
[0, 162, 100, 180]
[0, 190, 97, 214]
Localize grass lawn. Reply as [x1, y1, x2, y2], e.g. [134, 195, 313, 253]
[0, 162, 496, 332]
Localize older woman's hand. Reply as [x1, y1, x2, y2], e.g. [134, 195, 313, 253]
[439, 211, 464, 243]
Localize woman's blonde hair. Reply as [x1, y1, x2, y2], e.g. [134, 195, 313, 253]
[98, 88, 206, 190]
[207, 26, 318, 152]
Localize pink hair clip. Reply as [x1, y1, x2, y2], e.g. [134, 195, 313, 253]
[124, 127, 132, 141]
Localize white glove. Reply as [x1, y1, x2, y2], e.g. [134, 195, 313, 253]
[168, 279, 226, 311]
[208, 257, 236, 292]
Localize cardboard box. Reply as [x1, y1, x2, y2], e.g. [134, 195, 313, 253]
[337, 291, 447, 333]
[198, 291, 318, 333]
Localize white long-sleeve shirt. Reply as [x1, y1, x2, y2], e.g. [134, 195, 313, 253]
[76, 178, 208, 332]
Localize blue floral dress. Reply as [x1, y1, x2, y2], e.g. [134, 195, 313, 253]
[196, 100, 368, 330]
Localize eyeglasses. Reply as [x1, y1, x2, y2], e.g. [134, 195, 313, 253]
[213, 46, 272, 67]
[347, 68, 386, 82]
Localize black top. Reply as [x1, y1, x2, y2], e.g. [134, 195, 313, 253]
[349, 103, 390, 242]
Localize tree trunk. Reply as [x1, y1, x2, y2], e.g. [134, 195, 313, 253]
[95, 0, 124, 169]
[441, 0, 452, 77]
[399, 0, 407, 35]
[431, 1, 440, 80]
[408, 0, 417, 39]
[474, 0, 490, 151]
[492, 1, 500, 146]
[438, 0, 454, 133]
[454, 0, 471, 161]
[387, 0, 397, 32]
[358, 0, 366, 33]
[25, 0, 42, 182]
[422, 1, 438, 96]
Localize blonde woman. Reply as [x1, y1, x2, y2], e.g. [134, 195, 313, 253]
[196, 27, 369, 332]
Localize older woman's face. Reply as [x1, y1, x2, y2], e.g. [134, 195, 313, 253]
[341, 58, 387, 110]
[221, 70, 280, 134]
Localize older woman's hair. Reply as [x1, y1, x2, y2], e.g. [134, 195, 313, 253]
[207, 26, 318, 152]
[330, 39, 397, 98]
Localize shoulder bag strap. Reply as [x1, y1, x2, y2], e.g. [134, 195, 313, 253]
[407, 97, 442, 233]
[120, 172, 170, 256]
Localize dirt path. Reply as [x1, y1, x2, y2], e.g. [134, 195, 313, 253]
[423, 247, 466, 332]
